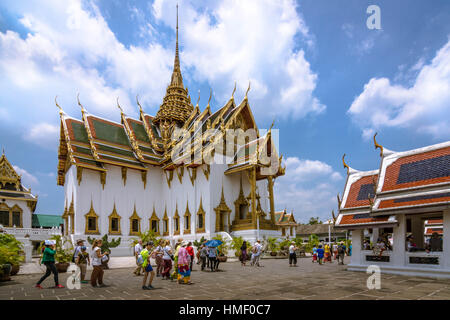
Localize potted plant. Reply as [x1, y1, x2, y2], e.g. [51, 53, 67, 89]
[267, 237, 279, 256]
[88, 234, 121, 269]
[230, 236, 244, 258]
[0, 234, 24, 276]
[0, 246, 14, 281]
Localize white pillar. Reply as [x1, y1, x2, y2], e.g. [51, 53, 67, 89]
[350, 229, 362, 265]
[443, 209, 450, 269]
[393, 214, 406, 267]
[24, 239, 33, 263]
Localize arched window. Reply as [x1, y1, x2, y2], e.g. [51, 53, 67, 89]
[108, 203, 121, 235]
[84, 201, 99, 234]
[129, 205, 141, 236]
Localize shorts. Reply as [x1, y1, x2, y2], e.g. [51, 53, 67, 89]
[145, 264, 153, 272]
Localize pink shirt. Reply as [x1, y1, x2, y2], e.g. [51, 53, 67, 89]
[178, 247, 190, 265]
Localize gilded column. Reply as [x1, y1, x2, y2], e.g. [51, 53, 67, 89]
[250, 167, 257, 229]
[267, 176, 275, 224]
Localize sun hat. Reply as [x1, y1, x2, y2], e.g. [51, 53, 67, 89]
[44, 240, 55, 246]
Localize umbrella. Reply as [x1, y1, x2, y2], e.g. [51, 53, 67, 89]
[205, 239, 223, 247]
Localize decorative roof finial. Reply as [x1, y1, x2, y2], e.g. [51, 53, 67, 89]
[231, 81, 236, 99]
[269, 119, 275, 131]
[342, 154, 350, 174]
[331, 210, 336, 223]
[207, 88, 212, 108]
[374, 132, 383, 157]
[337, 193, 342, 209]
[245, 81, 251, 99]
[77, 93, 85, 112]
[196, 90, 200, 108]
[136, 95, 143, 112]
[116, 97, 124, 114]
[55, 96, 63, 114]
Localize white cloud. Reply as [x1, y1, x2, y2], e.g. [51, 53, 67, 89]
[13, 165, 39, 188]
[24, 123, 59, 150]
[274, 157, 342, 223]
[0, 0, 173, 133]
[348, 38, 450, 139]
[0, 0, 323, 152]
[153, 0, 323, 120]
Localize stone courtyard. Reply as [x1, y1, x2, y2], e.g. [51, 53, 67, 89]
[1, 258, 450, 300]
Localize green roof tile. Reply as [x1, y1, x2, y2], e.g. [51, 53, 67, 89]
[32, 214, 63, 228]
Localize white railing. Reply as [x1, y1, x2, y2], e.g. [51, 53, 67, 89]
[3, 226, 62, 239]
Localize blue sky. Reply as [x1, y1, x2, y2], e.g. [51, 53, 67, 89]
[0, 0, 449, 223]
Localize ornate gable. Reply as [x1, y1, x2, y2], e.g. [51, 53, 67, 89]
[0, 153, 21, 190]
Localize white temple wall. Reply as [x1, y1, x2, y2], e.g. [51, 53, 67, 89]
[3, 199, 32, 228]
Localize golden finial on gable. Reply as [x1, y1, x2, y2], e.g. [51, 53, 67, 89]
[196, 90, 200, 108]
[55, 96, 63, 114]
[136, 95, 143, 112]
[374, 132, 383, 157]
[231, 81, 236, 99]
[244, 81, 251, 100]
[116, 97, 124, 114]
[207, 88, 212, 108]
[342, 154, 350, 174]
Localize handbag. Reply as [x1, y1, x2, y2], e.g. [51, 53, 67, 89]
[164, 248, 174, 261]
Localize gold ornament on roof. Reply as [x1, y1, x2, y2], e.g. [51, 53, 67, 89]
[153, 4, 193, 127]
[373, 132, 383, 157]
[342, 154, 350, 174]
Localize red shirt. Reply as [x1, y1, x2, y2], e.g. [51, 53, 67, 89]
[186, 246, 194, 257]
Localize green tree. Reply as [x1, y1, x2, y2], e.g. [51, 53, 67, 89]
[305, 234, 320, 253]
[87, 234, 121, 253]
[307, 217, 322, 225]
[266, 237, 279, 252]
[0, 234, 24, 267]
[129, 230, 160, 248]
[230, 236, 244, 257]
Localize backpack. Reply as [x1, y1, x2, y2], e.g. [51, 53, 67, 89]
[72, 247, 78, 263]
[338, 245, 345, 254]
[137, 253, 144, 265]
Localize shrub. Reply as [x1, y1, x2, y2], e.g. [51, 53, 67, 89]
[267, 237, 279, 252]
[0, 234, 24, 266]
[212, 234, 229, 256]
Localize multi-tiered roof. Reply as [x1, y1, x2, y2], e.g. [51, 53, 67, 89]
[0, 151, 37, 211]
[56, 8, 284, 186]
[334, 135, 450, 229]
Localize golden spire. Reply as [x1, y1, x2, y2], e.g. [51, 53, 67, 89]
[153, 4, 193, 127]
[170, 3, 183, 87]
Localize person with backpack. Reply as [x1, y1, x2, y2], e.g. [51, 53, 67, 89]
[250, 240, 262, 267]
[76, 246, 90, 283]
[140, 241, 156, 290]
[207, 245, 217, 272]
[90, 238, 109, 287]
[154, 239, 164, 277]
[134, 239, 144, 276]
[72, 239, 84, 263]
[161, 240, 173, 280]
[199, 244, 208, 271]
[288, 241, 298, 267]
[312, 245, 318, 263]
[35, 240, 64, 289]
[337, 242, 346, 265]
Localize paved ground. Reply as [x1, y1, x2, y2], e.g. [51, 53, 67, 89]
[2, 258, 450, 300]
